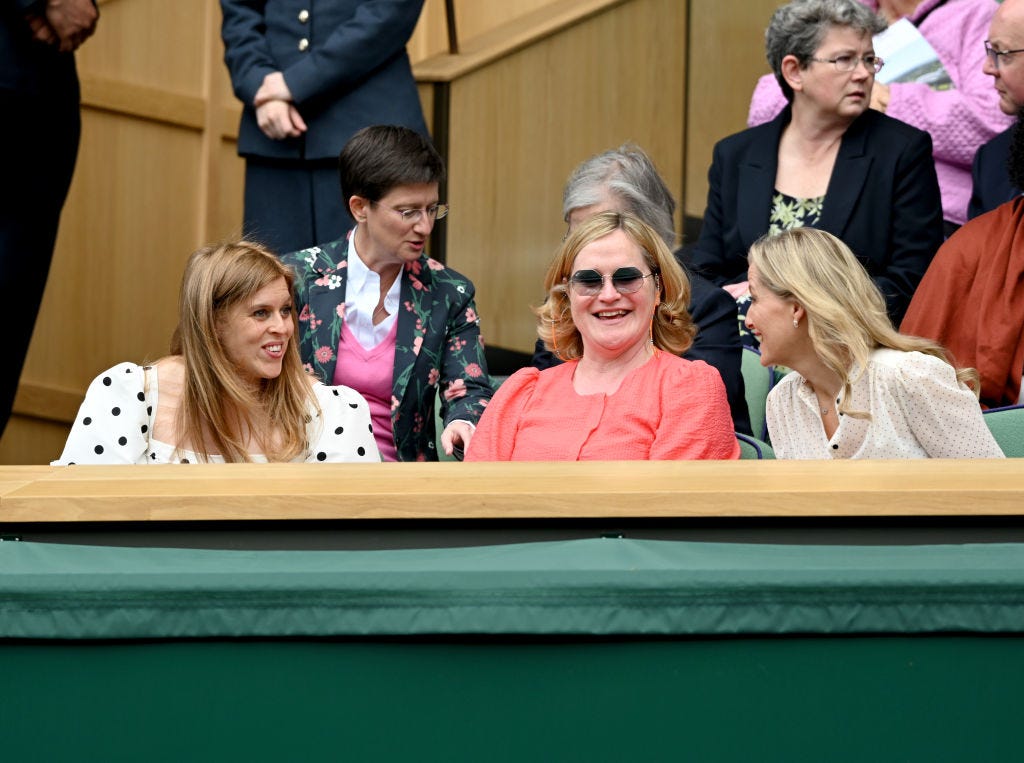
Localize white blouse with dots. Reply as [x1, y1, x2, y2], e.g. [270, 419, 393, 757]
[53, 362, 381, 464]
[766, 348, 1005, 459]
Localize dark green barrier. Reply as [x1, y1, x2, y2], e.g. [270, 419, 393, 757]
[4, 538, 1024, 761]
[4, 636, 1023, 762]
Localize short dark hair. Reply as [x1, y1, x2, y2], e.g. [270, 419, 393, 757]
[338, 125, 445, 202]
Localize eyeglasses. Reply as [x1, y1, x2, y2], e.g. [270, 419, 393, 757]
[372, 202, 450, 223]
[808, 54, 884, 73]
[985, 41, 1024, 68]
[567, 267, 657, 296]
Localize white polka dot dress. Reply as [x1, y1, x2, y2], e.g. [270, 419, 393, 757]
[53, 362, 380, 464]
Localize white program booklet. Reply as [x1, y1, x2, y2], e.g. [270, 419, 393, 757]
[873, 17, 953, 90]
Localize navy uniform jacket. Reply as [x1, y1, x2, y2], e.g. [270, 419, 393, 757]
[969, 125, 1020, 220]
[690, 107, 943, 325]
[220, 0, 428, 160]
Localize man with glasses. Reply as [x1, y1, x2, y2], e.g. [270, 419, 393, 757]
[969, 0, 1024, 218]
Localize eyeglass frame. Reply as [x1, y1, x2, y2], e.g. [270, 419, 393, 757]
[984, 41, 1024, 69]
[370, 201, 450, 223]
[565, 267, 659, 296]
[807, 54, 885, 74]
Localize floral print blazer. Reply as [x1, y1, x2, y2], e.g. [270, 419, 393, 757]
[281, 233, 493, 461]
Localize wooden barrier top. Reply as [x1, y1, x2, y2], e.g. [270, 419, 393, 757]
[0, 460, 1021, 523]
[413, 0, 626, 82]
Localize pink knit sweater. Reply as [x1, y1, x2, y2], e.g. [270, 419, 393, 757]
[747, 0, 1013, 225]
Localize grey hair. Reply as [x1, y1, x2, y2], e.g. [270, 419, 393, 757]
[561, 143, 677, 249]
[765, 0, 886, 101]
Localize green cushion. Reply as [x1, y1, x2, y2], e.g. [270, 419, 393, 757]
[984, 406, 1024, 457]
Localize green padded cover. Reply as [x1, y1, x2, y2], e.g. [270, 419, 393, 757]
[4, 537, 1024, 639]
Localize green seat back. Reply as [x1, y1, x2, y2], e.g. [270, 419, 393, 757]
[983, 405, 1024, 457]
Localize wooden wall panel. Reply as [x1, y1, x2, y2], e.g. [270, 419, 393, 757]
[28, 112, 202, 383]
[82, 0, 207, 91]
[213, 138, 247, 244]
[410, 0, 566, 62]
[1, 0, 223, 463]
[443, 0, 685, 351]
[684, 0, 781, 219]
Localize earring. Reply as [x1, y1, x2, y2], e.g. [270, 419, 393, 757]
[793, 319, 799, 328]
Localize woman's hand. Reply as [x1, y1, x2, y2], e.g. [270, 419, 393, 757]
[255, 100, 307, 140]
[870, 82, 890, 113]
[722, 281, 749, 300]
[441, 420, 474, 459]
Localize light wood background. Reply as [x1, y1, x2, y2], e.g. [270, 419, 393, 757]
[1, 0, 779, 464]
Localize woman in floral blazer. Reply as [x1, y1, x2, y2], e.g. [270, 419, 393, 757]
[280, 126, 492, 461]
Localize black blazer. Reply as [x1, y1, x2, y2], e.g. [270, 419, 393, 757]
[969, 125, 1019, 220]
[690, 107, 943, 324]
[531, 265, 752, 436]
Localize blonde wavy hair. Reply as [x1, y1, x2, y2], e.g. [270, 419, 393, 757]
[170, 240, 317, 462]
[536, 212, 695, 360]
[747, 228, 979, 418]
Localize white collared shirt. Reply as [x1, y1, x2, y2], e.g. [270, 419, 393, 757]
[766, 348, 1004, 459]
[345, 231, 400, 348]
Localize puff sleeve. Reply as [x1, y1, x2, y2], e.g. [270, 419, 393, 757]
[53, 363, 152, 465]
[894, 354, 1004, 459]
[306, 383, 382, 462]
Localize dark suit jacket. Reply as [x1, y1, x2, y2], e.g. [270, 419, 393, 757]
[969, 126, 1020, 220]
[220, 0, 427, 160]
[281, 233, 493, 462]
[531, 264, 752, 436]
[2, 0, 79, 94]
[690, 107, 943, 324]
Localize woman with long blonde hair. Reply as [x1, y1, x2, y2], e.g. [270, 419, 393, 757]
[56, 241, 378, 463]
[745, 227, 1002, 458]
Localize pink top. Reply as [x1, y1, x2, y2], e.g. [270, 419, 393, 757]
[466, 352, 740, 461]
[747, 0, 1012, 225]
[333, 320, 399, 461]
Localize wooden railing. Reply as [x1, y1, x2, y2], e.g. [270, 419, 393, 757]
[3, 460, 1022, 523]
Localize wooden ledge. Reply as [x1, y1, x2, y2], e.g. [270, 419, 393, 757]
[414, 0, 627, 82]
[0, 460, 1021, 523]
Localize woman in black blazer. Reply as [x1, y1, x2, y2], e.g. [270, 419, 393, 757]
[691, 0, 943, 328]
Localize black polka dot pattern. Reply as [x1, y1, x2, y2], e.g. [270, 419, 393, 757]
[58, 365, 386, 465]
[54, 362, 153, 465]
[300, 384, 382, 463]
